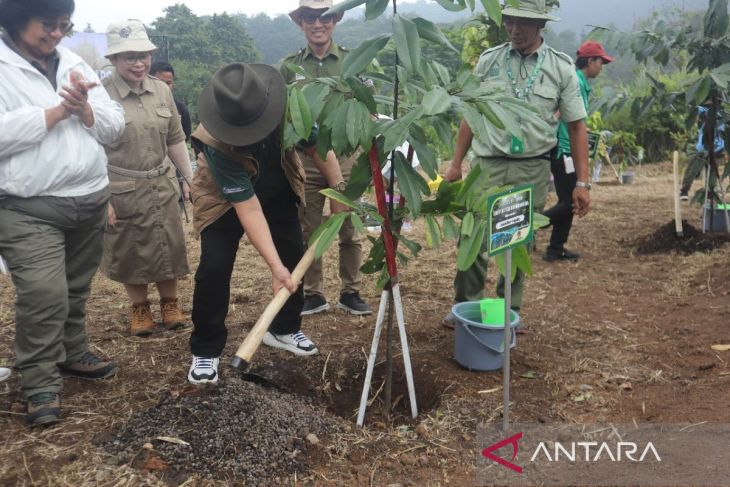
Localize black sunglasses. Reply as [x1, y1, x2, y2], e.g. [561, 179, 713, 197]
[300, 12, 335, 25]
[40, 20, 74, 35]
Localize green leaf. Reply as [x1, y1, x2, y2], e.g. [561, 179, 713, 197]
[512, 244, 533, 277]
[456, 220, 485, 271]
[345, 101, 360, 149]
[313, 213, 348, 258]
[365, 0, 390, 19]
[341, 34, 391, 79]
[301, 83, 330, 121]
[431, 62, 452, 86]
[443, 215, 460, 240]
[350, 212, 366, 234]
[345, 77, 377, 114]
[320, 188, 360, 210]
[481, 0, 502, 25]
[394, 151, 429, 217]
[361, 237, 386, 274]
[329, 103, 351, 154]
[344, 152, 374, 200]
[408, 134, 438, 180]
[396, 233, 423, 257]
[288, 87, 312, 141]
[477, 101, 505, 130]
[433, 0, 467, 12]
[382, 106, 425, 153]
[392, 15, 422, 76]
[422, 86, 452, 116]
[412, 18, 459, 53]
[533, 212, 550, 230]
[461, 211, 475, 237]
[325, 0, 366, 16]
[686, 76, 712, 105]
[425, 215, 442, 248]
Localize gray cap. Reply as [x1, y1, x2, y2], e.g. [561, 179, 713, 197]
[105, 20, 157, 58]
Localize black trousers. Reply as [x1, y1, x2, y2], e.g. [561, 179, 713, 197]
[543, 154, 577, 250]
[190, 191, 304, 358]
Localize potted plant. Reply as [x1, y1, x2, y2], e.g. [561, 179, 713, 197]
[610, 130, 643, 184]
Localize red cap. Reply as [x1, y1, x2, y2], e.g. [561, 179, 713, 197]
[576, 41, 614, 63]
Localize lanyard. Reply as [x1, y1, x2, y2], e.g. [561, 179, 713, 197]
[505, 48, 546, 100]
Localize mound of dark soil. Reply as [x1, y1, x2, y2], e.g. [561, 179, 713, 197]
[634, 220, 730, 255]
[101, 379, 342, 484]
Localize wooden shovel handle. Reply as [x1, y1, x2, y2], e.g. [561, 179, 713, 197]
[231, 238, 319, 368]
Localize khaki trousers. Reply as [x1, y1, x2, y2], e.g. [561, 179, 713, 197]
[453, 157, 549, 310]
[298, 149, 363, 298]
[0, 188, 108, 398]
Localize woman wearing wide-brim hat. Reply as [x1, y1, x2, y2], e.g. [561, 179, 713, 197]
[100, 20, 194, 337]
[186, 62, 325, 385]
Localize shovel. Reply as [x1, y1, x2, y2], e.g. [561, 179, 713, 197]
[229, 239, 319, 378]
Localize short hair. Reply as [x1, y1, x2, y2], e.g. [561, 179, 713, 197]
[0, 0, 75, 38]
[150, 61, 174, 77]
[576, 56, 600, 69]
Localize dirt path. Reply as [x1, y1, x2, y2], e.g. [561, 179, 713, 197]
[1, 164, 728, 486]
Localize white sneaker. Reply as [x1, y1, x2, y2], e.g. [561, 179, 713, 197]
[0, 367, 10, 383]
[262, 331, 319, 356]
[187, 356, 219, 385]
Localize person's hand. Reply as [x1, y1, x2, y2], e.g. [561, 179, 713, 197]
[444, 161, 463, 182]
[60, 71, 98, 126]
[107, 203, 117, 227]
[271, 263, 297, 295]
[572, 187, 591, 217]
[182, 181, 191, 203]
[330, 198, 348, 214]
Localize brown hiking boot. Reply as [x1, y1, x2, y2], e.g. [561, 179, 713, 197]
[131, 301, 155, 336]
[60, 351, 117, 380]
[27, 392, 60, 426]
[160, 297, 188, 330]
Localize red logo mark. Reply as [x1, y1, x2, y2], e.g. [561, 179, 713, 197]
[481, 432, 524, 474]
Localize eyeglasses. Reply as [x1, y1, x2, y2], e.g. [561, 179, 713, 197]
[40, 20, 74, 35]
[300, 12, 335, 25]
[118, 53, 152, 65]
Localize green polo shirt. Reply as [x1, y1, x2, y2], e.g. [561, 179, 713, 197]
[557, 69, 591, 157]
[280, 41, 349, 84]
[203, 131, 288, 204]
[472, 41, 587, 159]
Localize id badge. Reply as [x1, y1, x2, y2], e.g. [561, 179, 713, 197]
[510, 136, 525, 155]
[563, 155, 575, 174]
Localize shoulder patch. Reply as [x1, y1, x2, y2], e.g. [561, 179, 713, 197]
[548, 46, 575, 65]
[483, 42, 509, 55]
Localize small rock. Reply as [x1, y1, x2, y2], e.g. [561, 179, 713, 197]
[305, 433, 320, 446]
[142, 443, 154, 450]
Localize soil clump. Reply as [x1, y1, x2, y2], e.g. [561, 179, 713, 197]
[101, 379, 342, 484]
[633, 220, 730, 255]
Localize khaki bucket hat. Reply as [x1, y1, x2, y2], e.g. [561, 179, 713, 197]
[197, 63, 286, 147]
[289, 0, 345, 23]
[105, 20, 157, 58]
[502, 0, 560, 22]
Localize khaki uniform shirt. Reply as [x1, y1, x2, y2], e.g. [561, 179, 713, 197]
[280, 41, 349, 83]
[472, 41, 586, 159]
[100, 73, 189, 284]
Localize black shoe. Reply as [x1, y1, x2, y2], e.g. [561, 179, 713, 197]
[27, 392, 60, 427]
[337, 292, 373, 315]
[301, 295, 330, 316]
[543, 247, 580, 262]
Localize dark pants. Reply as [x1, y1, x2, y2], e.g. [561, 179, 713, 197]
[190, 192, 304, 358]
[543, 155, 577, 250]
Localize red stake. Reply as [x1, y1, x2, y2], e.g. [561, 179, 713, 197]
[368, 145, 399, 283]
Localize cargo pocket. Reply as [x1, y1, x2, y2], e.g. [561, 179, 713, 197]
[532, 84, 559, 119]
[109, 180, 138, 220]
[155, 107, 172, 134]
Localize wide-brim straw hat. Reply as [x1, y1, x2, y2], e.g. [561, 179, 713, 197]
[289, 0, 344, 23]
[197, 63, 286, 147]
[105, 20, 157, 58]
[502, 0, 560, 22]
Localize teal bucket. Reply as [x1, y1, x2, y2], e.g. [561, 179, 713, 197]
[452, 302, 521, 371]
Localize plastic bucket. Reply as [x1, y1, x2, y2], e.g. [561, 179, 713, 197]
[452, 301, 521, 371]
[620, 172, 634, 185]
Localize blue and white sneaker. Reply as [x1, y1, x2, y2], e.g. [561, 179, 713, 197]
[262, 331, 319, 356]
[188, 356, 219, 385]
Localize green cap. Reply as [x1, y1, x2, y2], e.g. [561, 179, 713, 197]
[502, 0, 560, 22]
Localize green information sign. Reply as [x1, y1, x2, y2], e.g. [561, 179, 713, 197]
[487, 185, 534, 256]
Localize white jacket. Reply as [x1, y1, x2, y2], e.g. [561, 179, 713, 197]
[0, 42, 125, 198]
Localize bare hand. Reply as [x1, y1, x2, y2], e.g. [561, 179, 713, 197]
[271, 264, 297, 295]
[61, 71, 97, 126]
[107, 203, 117, 227]
[182, 181, 191, 203]
[329, 198, 348, 214]
[572, 188, 591, 217]
[443, 161, 463, 182]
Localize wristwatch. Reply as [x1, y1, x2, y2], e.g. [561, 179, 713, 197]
[576, 181, 592, 190]
[330, 180, 347, 192]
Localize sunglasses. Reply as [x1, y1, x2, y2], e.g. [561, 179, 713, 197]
[118, 53, 152, 65]
[300, 12, 335, 25]
[40, 20, 74, 35]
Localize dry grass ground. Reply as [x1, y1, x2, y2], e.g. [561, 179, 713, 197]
[1, 162, 729, 486]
